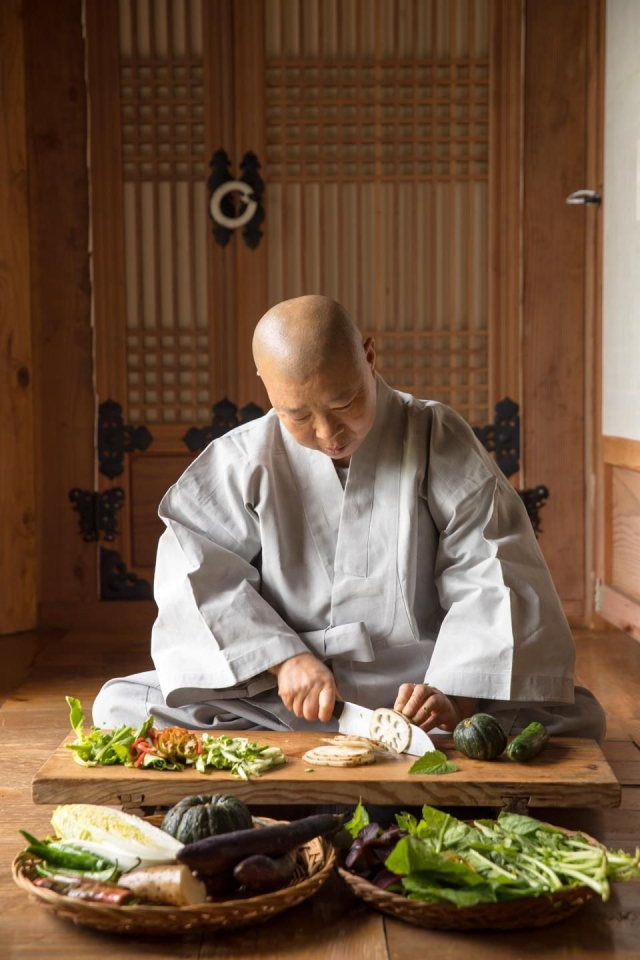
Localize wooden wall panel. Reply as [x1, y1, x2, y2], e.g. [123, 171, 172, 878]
[610, 466, 640, 604]
[0, 0, 37, 633]
[601, 437, 640, 642]
[522, 0, 589, 607]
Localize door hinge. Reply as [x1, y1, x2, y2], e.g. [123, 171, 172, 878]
[594, 577, 603, 612]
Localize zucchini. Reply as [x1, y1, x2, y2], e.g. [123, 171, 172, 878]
[506, 722, 549, 762]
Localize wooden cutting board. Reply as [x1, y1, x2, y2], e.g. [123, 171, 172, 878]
[31, 731, 621, 812]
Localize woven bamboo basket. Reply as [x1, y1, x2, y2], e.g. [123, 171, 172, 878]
[12, 817, 335, 936]
[337, 823, 598, 931]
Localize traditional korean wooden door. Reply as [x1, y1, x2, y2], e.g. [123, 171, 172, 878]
[84, 0, 522, 604]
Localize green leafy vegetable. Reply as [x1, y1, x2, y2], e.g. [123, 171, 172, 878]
[194, 735, 286, 780]
[408, 750, 458, 775]
[345, 800, 371, 840]
[348, 803, 640, 906]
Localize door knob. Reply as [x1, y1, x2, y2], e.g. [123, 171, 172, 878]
[566, 189, 602, 205]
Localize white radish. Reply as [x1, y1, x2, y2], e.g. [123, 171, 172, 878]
[369, 708, 412, 753]
[120, 864, 208, 907]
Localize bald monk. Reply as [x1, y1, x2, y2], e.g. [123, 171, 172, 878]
[93, 296, 606, 741]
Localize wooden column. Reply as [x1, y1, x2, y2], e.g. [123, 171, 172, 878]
[522, 0, 594, 621]
[0, 0, 37, 633]
[25, 0, 95, 618]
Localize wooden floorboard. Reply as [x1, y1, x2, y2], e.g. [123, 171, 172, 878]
[1, 627, 639, 959]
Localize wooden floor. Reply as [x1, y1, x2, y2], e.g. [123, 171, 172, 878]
[1, 627, 640, 959]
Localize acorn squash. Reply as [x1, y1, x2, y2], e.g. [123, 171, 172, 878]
[161, 794, 253, 843]
[452, 713, 507, 761]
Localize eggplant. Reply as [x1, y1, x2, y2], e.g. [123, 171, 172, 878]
[233, 851, 297, 892]
[177, 813, 343, 877]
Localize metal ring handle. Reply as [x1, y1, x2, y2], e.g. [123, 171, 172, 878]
[209, 180, 258, 229]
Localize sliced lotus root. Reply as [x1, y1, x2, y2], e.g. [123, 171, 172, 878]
[322, 735, 400, 756]
[369, 707, 412, 753]
[301, 743, 376, 767]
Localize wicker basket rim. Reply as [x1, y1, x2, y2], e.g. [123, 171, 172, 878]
[337, 819, 600, 914]
[12, 816, 336, 915]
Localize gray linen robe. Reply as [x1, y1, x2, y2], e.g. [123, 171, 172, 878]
[93, 377, 605, 740]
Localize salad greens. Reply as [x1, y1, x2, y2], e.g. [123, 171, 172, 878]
[65, 696, 286, 778]
[66, 697, 151, 767]
[345, 803, 640, 905]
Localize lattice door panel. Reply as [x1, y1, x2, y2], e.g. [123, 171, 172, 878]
[264, 0, 490, 423]
[118, 0, 213, 427]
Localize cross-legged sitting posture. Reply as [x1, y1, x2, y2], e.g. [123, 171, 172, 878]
[94, 296, 606, 743]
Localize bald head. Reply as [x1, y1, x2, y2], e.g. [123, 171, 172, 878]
[253, 295, 364, 382]
[253, 296, 378, 466]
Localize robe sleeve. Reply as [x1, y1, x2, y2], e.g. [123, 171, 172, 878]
[422, 404, 576, 704]
[151, 438, 310, 707]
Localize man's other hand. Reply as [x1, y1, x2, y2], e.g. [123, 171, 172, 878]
[269, 653, 337, 722]
[394, 683, 478, 733]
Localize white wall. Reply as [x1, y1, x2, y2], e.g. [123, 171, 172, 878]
[603, 0, 640, 442]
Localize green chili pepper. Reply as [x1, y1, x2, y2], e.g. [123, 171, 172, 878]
[20, 831, 113, 872]
[33, 862, 120, 883]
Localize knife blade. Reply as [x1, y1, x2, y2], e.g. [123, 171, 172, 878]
[332, 700, 441, 757]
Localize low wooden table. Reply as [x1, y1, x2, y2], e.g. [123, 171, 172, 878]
[32, 731, 621, 815]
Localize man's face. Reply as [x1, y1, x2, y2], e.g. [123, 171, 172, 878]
[261, 339, 377, 466]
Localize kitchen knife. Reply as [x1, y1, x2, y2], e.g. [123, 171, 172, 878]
[332, 700, 442, 757]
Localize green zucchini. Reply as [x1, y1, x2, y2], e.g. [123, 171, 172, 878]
[506, 722, 549, 762]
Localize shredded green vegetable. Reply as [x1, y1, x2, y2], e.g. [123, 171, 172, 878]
[195, 735, 287, 779]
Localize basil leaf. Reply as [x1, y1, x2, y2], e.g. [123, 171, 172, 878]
[345, 800, 371, 840]
[408, 750, 458, 775]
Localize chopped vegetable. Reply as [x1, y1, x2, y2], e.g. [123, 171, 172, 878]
[369, 708, 411, 753]
[50, 804, 183, 870]
[301, 742, 375, 768]
[408, 750, 458, 775]
[65, 696, 286, 778]
[344, 803, 640, 905]
[120, 864, 208, 907]
[195, 734, 287, 780]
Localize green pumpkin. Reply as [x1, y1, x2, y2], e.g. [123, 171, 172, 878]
[452, 713, 507, 761]
[161, 794, 253, 843]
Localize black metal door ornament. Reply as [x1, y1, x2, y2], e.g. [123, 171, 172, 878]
[473, 397, 549, 534]
[98, 399, 153, 479]
[183, 397, 265, 454]
[69, 488, 125, 542]
[208, 149, 265, 249]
